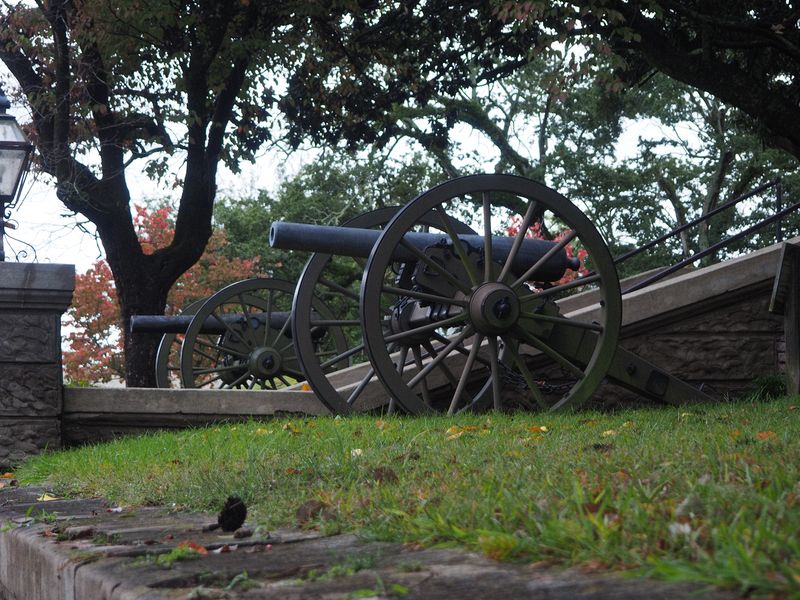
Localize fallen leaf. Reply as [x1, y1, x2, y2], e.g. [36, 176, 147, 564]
[285, 467, 301, 475]
[255, 428, 272, 435]
[300, 383, 311, 391]
[527, 425, 549, 433]
[579, 419, 598, 426]
[375, 420, 387, 430]
[601, 429, 616, 437]
[282, 422, 300, 435]
[1, 473, 14, 479]
[756, 431, 777, 441]
[622, 421, 634, 428]
[177, 541, 208, 555]
[350, 448, 363, 457]
[729, 428, 742, 440]
[36, 493, 58, 502]
[296, 499, 334, 525]
[371, 466, 399, 484]
[679, 412, 694, 419]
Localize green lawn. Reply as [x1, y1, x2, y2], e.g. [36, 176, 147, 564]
[14, 395, 800, 596]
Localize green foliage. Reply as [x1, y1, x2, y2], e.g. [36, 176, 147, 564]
[214, 152, 445, 282]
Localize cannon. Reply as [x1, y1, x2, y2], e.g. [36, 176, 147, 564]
[130, 278, 348, 390]
[273, 174, 712, 414]
[132, 173, 712, 415]
[129, 207, 475, 400]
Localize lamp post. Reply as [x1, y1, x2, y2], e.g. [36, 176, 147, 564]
[0, 84, 34, 261]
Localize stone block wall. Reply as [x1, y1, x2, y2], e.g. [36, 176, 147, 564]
[604, 282, 784, 403]
[0, 263, 74, 469]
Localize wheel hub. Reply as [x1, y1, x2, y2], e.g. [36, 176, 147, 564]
[469, 282, 520, 334]
[248, 346, 283, 378]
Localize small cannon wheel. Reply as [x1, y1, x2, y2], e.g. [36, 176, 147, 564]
[291, 207, 476, 415]
[180, 278, 347, 390]
[154, 299, 204, 388]
[360, 174, 621, 414]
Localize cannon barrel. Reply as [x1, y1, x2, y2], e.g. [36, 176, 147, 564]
[269, 222, 578, 282]
[130, 311, 292, 335]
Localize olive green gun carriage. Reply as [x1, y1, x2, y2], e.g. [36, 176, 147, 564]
[132, 174, 712, 414]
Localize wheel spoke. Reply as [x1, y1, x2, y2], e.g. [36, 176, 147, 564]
[520, 313, 603, 332]
[432, 331, 493, 368]
[511, 230, 578, 289]
[263, 289, 274, 347]
[318, 277, 359, 302]
[210, 308, 252, 348]
[407, 327, 473, 389]
[519, 273, 602, 302]
[399, 238, 472, 294]
[225, 372, 251, 389]
[422, 340, 474, 405]
[503, 342, 547, 410]
[436, 207, 481, 287]
[498, 199, 539, 282]
[411, 345, 433, 406]
[447, 333, 484, 415]
[382, 285, 468, 307]
[487, 336, 502, 410]
[384, 313, 466, 344]
[346, 367, 376, 406]
[195, 338, 248, 359]
[395, 345, 410, 375]
[482, 192, 493, 281]
[191, 363, 245, 376]
[267, 307, 292, 347]
[517, 328, 585, 379]
[320, 343, 365, 369]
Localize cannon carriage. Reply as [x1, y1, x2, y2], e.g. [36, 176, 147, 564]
[132, 174, 713, 413]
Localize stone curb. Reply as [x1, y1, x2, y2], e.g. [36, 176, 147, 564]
[0, 484, 743, 600]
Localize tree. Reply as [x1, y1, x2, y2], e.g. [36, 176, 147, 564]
[0, 0, 541, 385]
[495, 1, 800, 161]
[216, 151, 445, 282]
[63, 205, 262, 384]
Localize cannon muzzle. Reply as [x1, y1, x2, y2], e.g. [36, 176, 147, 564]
[269, 222, 578, 282]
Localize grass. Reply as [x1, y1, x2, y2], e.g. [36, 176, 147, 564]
[13, 395, 800, 597]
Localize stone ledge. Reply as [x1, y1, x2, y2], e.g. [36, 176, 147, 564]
[0, 484, 740, 600]
[0, 262, 75, 311]
[64, 387, 330, 416]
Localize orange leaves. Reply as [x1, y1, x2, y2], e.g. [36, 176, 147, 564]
[1, 472, 14, 479]
[282, 422, 301, 435]
[756, 431, 777, 442]
[63, 204, 266, 384]
[527, 425, 548, 433]
[445, 423, 490, 440]
[176, 540, 208, 556]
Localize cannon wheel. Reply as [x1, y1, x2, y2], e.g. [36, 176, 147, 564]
[291, 207, 477, 415]
[180, 278, 347, 390]
[154, 299, 204, 388]
[360, 174, 621, 414]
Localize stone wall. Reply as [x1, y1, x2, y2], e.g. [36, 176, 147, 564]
[0, 263, 74, 469]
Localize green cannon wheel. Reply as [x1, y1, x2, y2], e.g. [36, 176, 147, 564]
[291, 207, 476, 414]
[179, 278, 347, 390]
[360, 174, 621, 414]
[154, 299, 204, 388]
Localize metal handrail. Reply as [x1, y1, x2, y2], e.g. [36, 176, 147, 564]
[605, 177, 798, 295]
